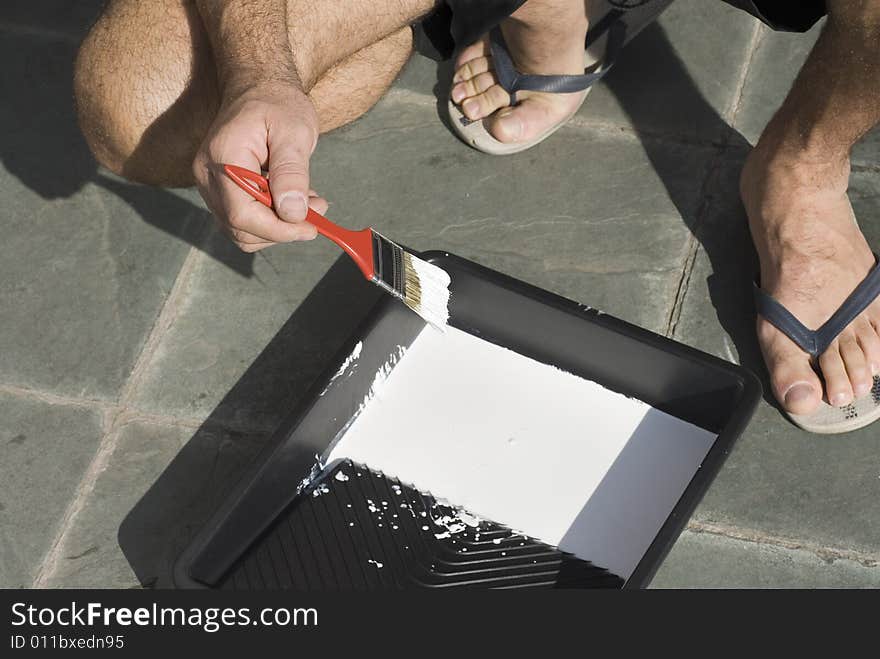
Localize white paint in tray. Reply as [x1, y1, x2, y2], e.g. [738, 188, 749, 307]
[325, 326, 718, 580]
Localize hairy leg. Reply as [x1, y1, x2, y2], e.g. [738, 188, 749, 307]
[741, 0, 880, 414]
[75, 0, 431, 186]
[310, 28, 415, 133]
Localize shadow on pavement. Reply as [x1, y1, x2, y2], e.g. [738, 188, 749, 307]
[605, 22, 775, 409]
[0, 5, 255, 277]
[118, 255, 381, 587]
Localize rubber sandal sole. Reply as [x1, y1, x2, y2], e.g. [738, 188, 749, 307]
[788, 377, 880, 434]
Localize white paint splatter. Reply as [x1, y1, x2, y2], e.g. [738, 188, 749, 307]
[319, 341, 364, 396]
[332, 341, 363, 379]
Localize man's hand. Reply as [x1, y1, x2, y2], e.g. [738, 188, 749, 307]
[193, 0, 327, 252]
[192, 82, 327, 252]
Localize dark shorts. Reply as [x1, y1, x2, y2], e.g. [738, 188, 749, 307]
[724, 1, 826, 32]
[416, 0, 827, 61]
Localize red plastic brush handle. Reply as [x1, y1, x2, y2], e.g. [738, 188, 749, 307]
[223, 164, 376, 280]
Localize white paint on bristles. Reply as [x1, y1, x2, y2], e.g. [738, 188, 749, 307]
[324, 325, 718, 580]
[403, 254, 451, 329]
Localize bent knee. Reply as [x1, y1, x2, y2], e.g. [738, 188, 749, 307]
[73, 2, 209, 187]
[74, 29, 133, 178]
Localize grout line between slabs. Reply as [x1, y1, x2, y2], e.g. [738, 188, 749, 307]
[686, 519, 879, 568]
[664, 21, 762, 338]
[0, 382, 274, 436]
[0, 383, 112, 412]
[32, 247, 202, 588]
[664, 147, 725, 338]
[115, 410, 275, 437]
[727, 24, 766, 133]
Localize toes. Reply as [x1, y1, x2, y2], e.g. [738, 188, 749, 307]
[460, 84, 511, 121]
[484, 97, 554, 143]
[453, 55, 492, 85]
[819, 343, 854, 406]
[762, 331, 823, 415]
[839, 332, 873, 397]
[857, 316, 880, 376]
[454, 40, 490, 73]
[452, 70, 499, 104]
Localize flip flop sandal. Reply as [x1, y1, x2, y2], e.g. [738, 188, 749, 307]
[754, 253, 880, 434]
[447, 20, 625, 156]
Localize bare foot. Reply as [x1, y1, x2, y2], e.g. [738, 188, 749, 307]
[449, 5, 590, 144]
[741, 146, 880, 415]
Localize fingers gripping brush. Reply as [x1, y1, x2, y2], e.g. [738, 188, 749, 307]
[224, 164, 451, 328]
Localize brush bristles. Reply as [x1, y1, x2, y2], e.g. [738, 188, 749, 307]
[401, 251, 451, 328]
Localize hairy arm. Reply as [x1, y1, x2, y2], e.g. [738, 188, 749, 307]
[192, 0, 324, 252]
[196, 0, 299, 96]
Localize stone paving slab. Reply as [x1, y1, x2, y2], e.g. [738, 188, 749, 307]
[0, 394, 103, 588]
[314, 102, 712, 330]
[732, 20, 880, 164]
[43, 420, 268, 588]
[673, 158, 880, 555]
[652, 530, 880, 588]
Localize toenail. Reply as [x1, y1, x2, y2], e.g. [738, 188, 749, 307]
[854, 381, 872, 397]
[452, 87, 465, 103]
[829, 391, 851, 406]
[784, 383, 815, 408]
[462, 99, 479, 117]
[496, 110, 522, 140]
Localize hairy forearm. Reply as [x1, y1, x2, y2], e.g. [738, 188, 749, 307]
[195, 0, 299, 97]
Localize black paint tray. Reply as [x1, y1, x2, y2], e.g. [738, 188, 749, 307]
[173, 251, 761, 589]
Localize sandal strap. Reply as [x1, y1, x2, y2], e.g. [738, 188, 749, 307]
[488, 19, 626, 106]
[754, 253, 880, 358]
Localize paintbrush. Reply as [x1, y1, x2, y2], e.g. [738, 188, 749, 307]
[224, 164, 451, 328]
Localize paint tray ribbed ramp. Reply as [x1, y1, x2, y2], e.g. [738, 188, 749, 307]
[217, 460, 623, 590]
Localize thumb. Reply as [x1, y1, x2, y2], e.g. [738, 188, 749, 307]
[267, 122, 316, 223]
